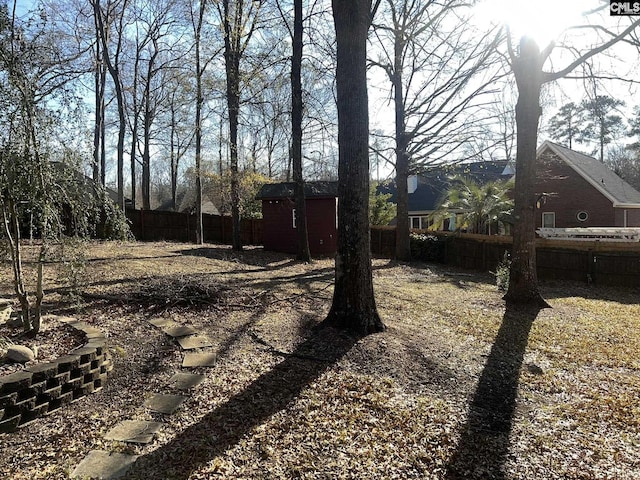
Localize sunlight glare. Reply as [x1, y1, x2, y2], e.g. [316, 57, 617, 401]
[475, 0, 593, 47]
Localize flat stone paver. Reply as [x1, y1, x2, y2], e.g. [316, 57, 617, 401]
[168, 372, 206, 390]
[163, 325, 199, 338]
[182, 353, 217, 367]
[177, 335, 213, 350]
[71, 450, 139, 479]
[149, 317, 176, 328]
[104, 420, 163, 444]
[143, 393, 188, 414]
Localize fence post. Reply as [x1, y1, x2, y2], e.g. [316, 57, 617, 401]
[481, 241, 487, 271]
[252, 219, 257, 245]
[140, 209, 145, 241]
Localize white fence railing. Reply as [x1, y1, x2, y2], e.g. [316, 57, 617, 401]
[536, 228, 640, 242]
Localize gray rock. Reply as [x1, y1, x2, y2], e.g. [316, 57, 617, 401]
[0, 306, 12, 324]
[5, 345, 36, 363]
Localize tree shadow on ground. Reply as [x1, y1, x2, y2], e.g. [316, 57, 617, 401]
[541, 280, 640, 305]
[176, 246, 300, 270]
[445, 304, 541, 480]
[123, 326, 358, 480]
[44, 264, 334, 318]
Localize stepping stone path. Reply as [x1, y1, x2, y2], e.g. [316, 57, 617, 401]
[168, 372, 206, 390]
[71, 317, 219, 479]
[177, 335, 213, 350]
[72, 450, 139, 479]
[182, 352, 217, 367]
[143, 393, 188, 414]
[104, 420, 163, 444]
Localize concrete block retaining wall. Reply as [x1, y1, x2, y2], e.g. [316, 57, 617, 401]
[0, 320, 112, 433]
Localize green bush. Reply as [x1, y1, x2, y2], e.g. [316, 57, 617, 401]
[494, 251, 511, 291]
[410, 233, 445, 263]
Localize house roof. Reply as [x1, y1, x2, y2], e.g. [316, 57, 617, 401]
[256, 181, 338, 200]
[157, 190, 220, 215]
[379, 160, 510, 213]
[539, 141, 640, 207]
[50, 161, 131, 207]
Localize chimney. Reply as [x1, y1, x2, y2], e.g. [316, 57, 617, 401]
[408, 175, 418, 194]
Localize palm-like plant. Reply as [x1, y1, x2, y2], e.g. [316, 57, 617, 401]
[430, 175, 514, 234]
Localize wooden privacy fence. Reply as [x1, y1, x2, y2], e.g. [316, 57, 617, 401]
[125, 209, 262, 246]
[370, 226, 640, 287]
[123, 215, 639, 286]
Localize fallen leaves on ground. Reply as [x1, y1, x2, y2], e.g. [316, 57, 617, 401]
[0, 241, 638, 479]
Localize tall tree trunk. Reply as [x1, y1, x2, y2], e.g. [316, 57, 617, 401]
[100, 88, 106, 187]
[228, 64, 242, 251]
[170, 100, 178, 211]
[194, 1, 204, 244]
[142, 108, 151, 210]
[219, 0, 260, 249]
[129, 53, 140, 210]
[142, 40, 158, 211]
[504, 37, 549, 307]
[222, 5, 242, 251]
[115, 84, 126, 210]
[324, 0, 384, 335]
[93, 39, 103, 185]
[393, 33, 411, 261]
[94, 0, 127, 210]
[218, 115, 224, 175]
[292, 0, 311, 262]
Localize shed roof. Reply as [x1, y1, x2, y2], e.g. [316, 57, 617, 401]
[256, 181, 338, 200]
[539, 141, 640, 207]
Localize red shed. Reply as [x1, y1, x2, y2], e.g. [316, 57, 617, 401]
[256, 181, 338, 256]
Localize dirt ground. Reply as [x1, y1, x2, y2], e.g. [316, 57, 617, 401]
[0, 241, 639, 479]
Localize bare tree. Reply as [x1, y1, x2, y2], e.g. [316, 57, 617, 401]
[192, 0, 211, 243]
[504, 15, 640, 305]
[165, 73, 196, 211]
[137, 1, 179, 210]
[92, 10, 108, 186]
[370, 0, 505, 260]
[324, 0, 384, 335]
[92, 0, 130, 210]
[217, 0, 263, 251]
[276, 0, 311, 261]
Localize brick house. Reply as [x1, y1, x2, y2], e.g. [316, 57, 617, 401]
[256, 181, 338, 255]
[535, 141, 640, 228]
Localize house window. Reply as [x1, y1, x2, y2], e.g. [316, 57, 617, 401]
[292, 208, 296, 229]
[576, 211, 589, 222]
[448, 214, 456, 231]
[542, 212, 555, 228]
[411, 217, 421, 229]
